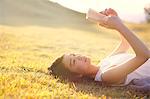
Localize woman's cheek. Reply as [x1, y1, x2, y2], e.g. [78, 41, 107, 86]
[77, 62, 85, 69]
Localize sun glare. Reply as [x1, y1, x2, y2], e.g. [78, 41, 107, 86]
[49, 0, 150, 23]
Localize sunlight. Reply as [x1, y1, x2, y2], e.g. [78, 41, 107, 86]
[49, 0, 150, 13]
[49, 0, 150, 23]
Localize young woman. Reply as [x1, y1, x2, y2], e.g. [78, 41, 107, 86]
[48, 8, 150, 86]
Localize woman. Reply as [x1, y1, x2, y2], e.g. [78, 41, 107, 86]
[48, 8, 150, 86]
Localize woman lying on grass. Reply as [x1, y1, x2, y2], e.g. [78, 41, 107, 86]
[48, 8, 150, 87]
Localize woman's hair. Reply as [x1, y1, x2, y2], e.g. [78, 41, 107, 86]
[48, 55, 79, 81]
[48, 55, 95, 82]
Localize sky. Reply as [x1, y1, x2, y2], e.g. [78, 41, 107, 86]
[49, 0, 150, 23]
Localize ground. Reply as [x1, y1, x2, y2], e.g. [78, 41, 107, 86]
[0, 22, 150, 98]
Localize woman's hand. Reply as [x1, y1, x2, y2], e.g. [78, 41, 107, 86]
[100, 8, 118, 16]
[98, 8, 123, 30]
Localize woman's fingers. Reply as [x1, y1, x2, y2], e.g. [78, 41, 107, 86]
[105, 8, 108, 13]
[99, 20, 110, 29]
[99, 11, 106, 15]
[98, 8, 122, 30]
[103, 8, 118, 16]
[99, 24, 111, 29]
[105, 8, 110, 16]
[98, 14, 109, 28]
[109, 8, 118, 16]
[98, 16, 119, 29]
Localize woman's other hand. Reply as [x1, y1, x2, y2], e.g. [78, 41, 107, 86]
[98, 8, 123, 30]
[100, 8, 118, 16]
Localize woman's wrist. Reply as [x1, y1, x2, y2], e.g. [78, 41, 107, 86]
[116, 22, 127, 32]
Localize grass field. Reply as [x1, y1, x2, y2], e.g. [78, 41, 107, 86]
[1, 0, 150, 98]
[0, 22, 150, 98]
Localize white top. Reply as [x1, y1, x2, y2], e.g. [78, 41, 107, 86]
[95, 53, 150, 86]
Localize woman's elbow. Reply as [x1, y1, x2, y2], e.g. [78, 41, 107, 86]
[136, 55, 149, 61]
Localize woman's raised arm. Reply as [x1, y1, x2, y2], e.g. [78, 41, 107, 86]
[99, 11, 150, 84]
[102, 23, 150, 84]
[98, 8, 131, 56]
[95, 8, 150, 58]
[87, 8, 150, 84]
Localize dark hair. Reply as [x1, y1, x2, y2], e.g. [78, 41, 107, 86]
[48, 55, 79, 81]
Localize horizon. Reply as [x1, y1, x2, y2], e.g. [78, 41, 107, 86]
[49, 0, 150, 23]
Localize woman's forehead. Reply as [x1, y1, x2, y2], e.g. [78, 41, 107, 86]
[62, 53, 82, 66]
[62, 54, 71, 68]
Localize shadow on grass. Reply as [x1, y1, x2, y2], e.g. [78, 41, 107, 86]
[57, 77, 150, 98]
[56, 77, 127, 98]
[1, 65, 149, 98]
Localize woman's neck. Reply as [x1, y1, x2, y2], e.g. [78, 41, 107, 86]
[86, 64, 99, 78]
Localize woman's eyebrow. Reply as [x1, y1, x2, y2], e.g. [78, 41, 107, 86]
[70, 53, 75, 56]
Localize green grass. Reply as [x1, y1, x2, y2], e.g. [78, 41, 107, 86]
[0, 22, 150, 98]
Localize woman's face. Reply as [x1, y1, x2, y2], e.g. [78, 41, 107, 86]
[62, 53, 91, 75]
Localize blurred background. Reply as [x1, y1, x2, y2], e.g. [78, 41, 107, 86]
[50, 0, 150, 23]
[1, 0, 150, 26]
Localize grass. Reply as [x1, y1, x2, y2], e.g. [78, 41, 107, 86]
[0, 22, 150, 98]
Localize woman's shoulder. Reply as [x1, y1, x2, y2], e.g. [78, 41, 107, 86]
[103, 53, 134, 62]
[98, 53, 135, 67]
[107, 53, 134, 58]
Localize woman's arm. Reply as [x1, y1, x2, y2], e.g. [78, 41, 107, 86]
[98, 8, 131, 56]
[108, 34, 130, 56]
[95, 8, 149, 58]
[90, 8, 150, 84]
[116, 23, 149, 58]
[102, 23, 150, 84]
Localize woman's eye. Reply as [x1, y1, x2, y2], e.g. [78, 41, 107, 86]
[73, 60, 76, 65]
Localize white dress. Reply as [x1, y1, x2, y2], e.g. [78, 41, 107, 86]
[95, 53, 150, 86]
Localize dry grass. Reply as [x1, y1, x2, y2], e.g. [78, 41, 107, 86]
[0, 22, 149, 98]
[0, 0, 150, 98]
